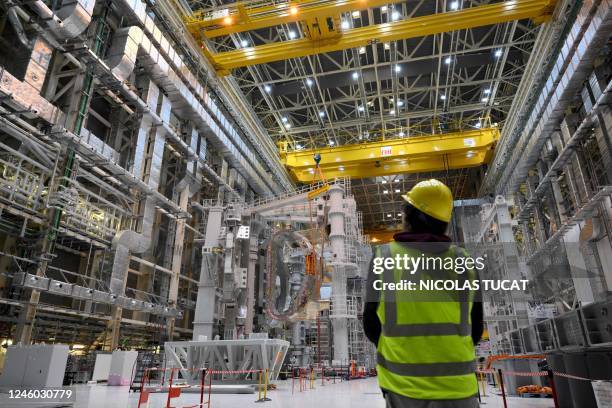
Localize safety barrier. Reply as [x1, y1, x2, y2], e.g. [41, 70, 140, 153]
[137, 367, 212, 408]
[255, 369, 271, 403]
[476, 367, 612, 408]
[136, 367, 278, 407]
[288, 365, 376, 395]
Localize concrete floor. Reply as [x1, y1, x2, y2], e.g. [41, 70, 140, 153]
[57, 377, 555, 408]
[0, 378, 556, 407]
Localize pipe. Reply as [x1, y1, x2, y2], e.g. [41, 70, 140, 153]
[7, 7, 31, 48]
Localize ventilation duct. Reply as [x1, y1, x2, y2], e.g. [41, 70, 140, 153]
[496, 0, 612, 193]
[30, 0, 96, 39]
[108, 0, 281, 195]
[105, 26, 142, 83]
[109, 81, 166, 296]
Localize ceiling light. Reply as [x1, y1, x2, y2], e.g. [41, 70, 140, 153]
[398, 131, 405, 137]
[339, 166, 345, 171]
[264, 85, 271, 93]
[341, 20, 350, 30]
[240, 39, 249, 47]
[444, 56, 452, 64]
[352, 71, 359, 80]
[384, 42, 390, 50]
[391, 11, 400, 20]
[395, 189, 400, 193]
[281, 116, 288, 123]
[397, 100, 404, 107]
[288, 30, 297, 39]
[484, 88, 491, 94]
[440, 94, 446, 100]
[318, 111, 325, 117]
[359, 46, 367, 54]
[481, 97, 489, 103]
[289, 6, 299, 15]
[475, 122, 482, 128]
[284, 123, 291, 129]
[381, 180, 387, 184]
[394, 65, 401, 73]
[397, 213, 402, 217]
[494, 49, 503, 57]
[381, 5, 388, 12]
[394, 179, 400, 182]
[387, 213, 392, 217]
[389, 109, 395, 115]
[383, 190, 389, 194]
[223, 16, 233, 25]
[306, 78, 314, 86]
[296, 144, 303, 150]
[358, 105, 365, 112]
[450, 1, 459, 10]
[329, 140, 335, 146]
[352, 11, 361, 18]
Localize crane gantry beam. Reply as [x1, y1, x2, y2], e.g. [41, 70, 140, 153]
[186, 0, 403, 39]
[187, 0, 557, 75]
[280, 127, 500, 182]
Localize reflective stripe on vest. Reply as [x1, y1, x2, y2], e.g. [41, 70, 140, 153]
[377, 353, 477, 377]
[379, 245, 471, 338]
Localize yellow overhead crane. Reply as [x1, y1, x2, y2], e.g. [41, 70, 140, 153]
[279, 127, 500, 182]
[185, 0, 557, 75]
[186, 0, 404, 39]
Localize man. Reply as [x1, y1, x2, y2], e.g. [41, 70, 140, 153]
[363, 179, 483, 408]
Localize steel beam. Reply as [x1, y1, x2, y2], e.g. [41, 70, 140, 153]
[186, 0, 404, 38]
[280, 127, 500, 182]
[195, 0, 556, 74]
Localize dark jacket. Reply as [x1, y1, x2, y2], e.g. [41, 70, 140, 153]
[362, 232, 484, 347]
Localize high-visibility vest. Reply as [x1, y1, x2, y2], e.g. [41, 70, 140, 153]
[375, 241, 478, 400]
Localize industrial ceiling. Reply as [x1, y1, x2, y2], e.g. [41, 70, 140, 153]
[185, 0, 547, 230]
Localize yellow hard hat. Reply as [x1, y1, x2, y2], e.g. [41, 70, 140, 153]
[401, 179, 453, 222]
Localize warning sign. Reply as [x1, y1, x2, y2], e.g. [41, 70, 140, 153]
[381, 146, 392, 156]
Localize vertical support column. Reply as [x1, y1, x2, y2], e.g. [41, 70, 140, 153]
[594, 106, 612, 290]
[193, 207, 223, 341]
[328, 185, 349, 364]
[131, 79, 159, 323]
[219, 159, 228, 202]
[222, 230, 236, 339]
[492, 197, 529, 352]
[594, 105, 612, 183]
[562, 228, 595, 305]
[245, 222, 261, 335]
[0, 236, 16, 295]
[166, 182, 191, 340]
[14, 36, 68, 345]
